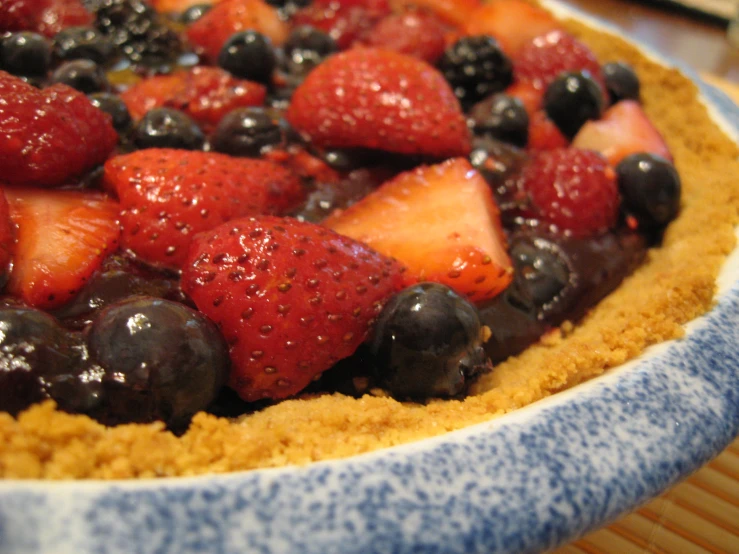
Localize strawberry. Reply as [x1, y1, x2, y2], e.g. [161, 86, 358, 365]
[151, 0, 216, 14]
[519, 148, 619, 237]
[388, 0, 480, 27]
[324, 158, 512, 303]
[5, 188, 120, 309]
[363, 9, 448, 63]
[505, 81, 543, 115]
[0, 72, 118, 188]
[181, 216, 405, 401]
[287, 48, 470, 158]
[187, 0, 288, 62]
[103, 149, 305, 269]
[0, 0, 92, 37]
[120, 66, 266, 132]
[292, 0, 391, 49]
[572, 100, 672, 167]
[528, 110, 568, 151]
[462, 0, 562, 56]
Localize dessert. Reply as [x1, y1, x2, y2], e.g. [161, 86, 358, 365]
[0, 0, 737, 480]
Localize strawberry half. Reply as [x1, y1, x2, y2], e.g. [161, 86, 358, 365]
[389, 0, 480, 27]
[5, 188, 120, 309]
[292, 0, 391, 49]
[181, 216, 406, 401]
[0, 0, 93, 37]
[287, 48, 470, 158]
[104, 149, 305, 270]
[324, 158, 512, 303]
[363, 9, 449, 63]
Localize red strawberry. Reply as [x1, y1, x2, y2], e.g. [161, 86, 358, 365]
[324, 158, 512, 303]
[364, 9, 448, 63]
[0, 72, 118, 188]
[181, 216, 405, 401]
[292, 0, 391, 49]
[0, 0, 92, 37]
[120, 66, 266, 132]
[187, 0, 288, 62]
[519, 148, 619, 237]
[528, 110, 568, 151]
[572, 100, 672, 167]
[103, 149, 305, 269]
[388, 0, 480, 27]
[5, 188, 120, 309]
[463, 0, 562, 56]
[287, 48, 470, 158]
[513, 30, 606, 96]
[505, 81, 543, 115]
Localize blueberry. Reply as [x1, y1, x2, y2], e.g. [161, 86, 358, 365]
[616, 153, 681, 230]
[368, 283, 490, 400]
[283, 25, 337, 76]
[211, 107, 284, 157]
[132, 107, 205, 150]
[179, 3, 212, 24]
[469, 94, 529, 147]
[603, 61, 640, 104]
[218, 30, 276, 83]
[543, 71, 604, 139]
[0, 32, 51, 77]
[88, 92, 132, 132]
[438, 36, 513, 109]
[86, 297, 230, 428]
[51, 59, 110, 93]
[469, 136, 528, 220]
[53, 26, 114, 65]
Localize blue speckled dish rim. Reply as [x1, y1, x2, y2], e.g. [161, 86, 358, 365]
[2, 4, 738, 553]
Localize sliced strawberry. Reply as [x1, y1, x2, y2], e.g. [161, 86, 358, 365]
[5, 188, 120, 309]
[505, 81, 543, 115]
[187, 0, 288, 62]
[103, 149, 305, 269]
[462, 0, 562, 56]
[572, 100, 672, 166]
[324, 158, 512, 303]
[120, 66, 266, 132]
[363, 9, 448, 63]
[388, 0, 480, 27]
[181, 216, 406, 401]
[528, 110, 568, 151]
[287, 48, 470, 158]
[0, 0, 92, 37]
[292, 0, 391, 49]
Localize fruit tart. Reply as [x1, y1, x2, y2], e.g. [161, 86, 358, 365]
[0, 0, 737, 481]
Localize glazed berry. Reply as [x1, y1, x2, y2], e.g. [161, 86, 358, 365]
[52, 26, 114, 65]
[283, 25, 337, 76]
[509, 234, 571, 314]
[544, 71, 604, 139]
[438, 36, 513, 108]
[180, 3, 212, 24]
[368, 283, 491, 400]
[469, 136, 529, 217]
[51, 59, 110, 93]
[86, 297, 230, 428]
[132, 107, 205, 150]
[88, 91, 132, 133]
[616, 153, 681, 230]
[0, 32, 51, 77]
[469, 94, 529, 147]
[210, 107, 283, 157]
[218, 30, 276, 83]
[603, 61, 640, 103]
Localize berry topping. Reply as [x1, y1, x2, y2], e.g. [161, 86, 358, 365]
[103, 148, 305, 268]
[519, 148, 619, 237]
[508, 234, 570, 315]
[603, 61, 640, 103]
[211, 107, 284, 157]
[217, 30, 276, 83]
[131, 107, 205, 150]
[0, 32, 52, 77]
[325, 158, 513, 303]
[389, 0, 479, 27]
[52, 26, 114, 64]
[527, 110, 569, 151]
[368, 282, 491, 399]
[50, 59, 110, 93]
[88, 91, 132, 133]
[543, 71, 604, 140]
[469, 93, 529, 148]
[616, 153, 681, 230]
[86, 297, 230, 428]
[287, 48, 471, 158]
[438, 36, 514, 109]
[0, 0, 93, 38]
[363, 9, 447, 64]
[0, 71, 118, 187]
[291, 0, 391, 49]
[181, 215, 406, 402]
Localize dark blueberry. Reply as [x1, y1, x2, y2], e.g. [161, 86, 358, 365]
[86, 297, 230, 428]
[283, 25, 337, 76]
[88, 92, 132, 132]
[132, 107, 205, 150]
[368, 283, 491, 400]
[468, 94, 529, 147]
[292, 169, 380, 223]
[543, 71, 604, 139]
[320, 148, 380, 172]
[218, 30, 276, 83]
[52, 26, 114, 65]
[437, 36, 513, 109]
[616, 153, 681, 230]
[51, 59, 110, 93]
[0, 32, 52, 77]
[468, 136, 528, 217]
[603, 61, 640, 104]
[210, 107, 283, 157]
[179, 3, 212, 24]
[265, 0, 312, 18]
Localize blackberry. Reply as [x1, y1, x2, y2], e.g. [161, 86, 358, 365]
[52, 26, 115, 65]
